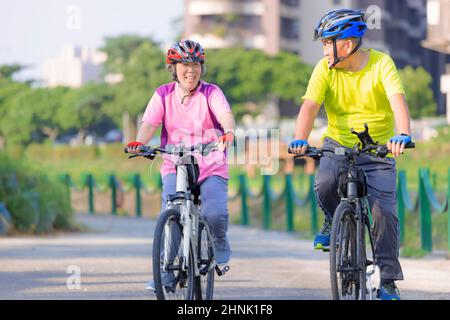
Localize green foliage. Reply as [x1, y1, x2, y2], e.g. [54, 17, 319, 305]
[0, 37, 312, 145]
[0, 64, 24, 80]
[399, 66, 436, 119]
[61, 83, 113, 137]
[0, 154, 77, 233]
[204, 48, 312, 119]
[100, 34, 154, 74]
[103, 40, 167, 124]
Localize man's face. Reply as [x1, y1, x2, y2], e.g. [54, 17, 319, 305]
[321, 38, 352, 68]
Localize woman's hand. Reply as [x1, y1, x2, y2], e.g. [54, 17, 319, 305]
[125, 141, 144, 154]
[218, 130, 234, 153]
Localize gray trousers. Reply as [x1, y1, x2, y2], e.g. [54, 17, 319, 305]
[161, 174, 229, 241]
[314, 137, 404, 281]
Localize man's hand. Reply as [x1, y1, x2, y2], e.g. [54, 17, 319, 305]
[288, 140, 308, 156]
[387, 134, 411, 157]
[125, 141, 144, 154]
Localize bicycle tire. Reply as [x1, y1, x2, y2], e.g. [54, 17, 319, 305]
[358, 214, 367, 300]
[195, 220, 215, 300]
[330, 202, 363, 300]
[153, 209, 195, 300]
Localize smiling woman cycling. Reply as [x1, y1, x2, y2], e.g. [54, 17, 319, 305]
[125, 40, 236, 293]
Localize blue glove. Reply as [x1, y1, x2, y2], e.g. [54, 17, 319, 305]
[289, 140, 308, 149]
[389, 134, 412, 145]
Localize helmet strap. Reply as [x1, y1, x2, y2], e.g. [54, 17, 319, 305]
[329, 37, 363, 69]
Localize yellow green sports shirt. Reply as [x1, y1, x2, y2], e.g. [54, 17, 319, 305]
[303, 49, 405, 148]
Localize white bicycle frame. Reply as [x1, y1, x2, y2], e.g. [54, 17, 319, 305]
[163, 156, 217, 278]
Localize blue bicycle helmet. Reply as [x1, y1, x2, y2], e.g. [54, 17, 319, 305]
[314, 9, 367, 40]
[314, 9, 367, 69]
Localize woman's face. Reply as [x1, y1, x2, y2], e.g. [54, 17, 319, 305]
[176, 62, 202, 91]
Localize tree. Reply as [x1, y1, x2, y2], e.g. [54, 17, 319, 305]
[33, 87, 70, 142]
[271, 51, 312, 102]
[203, 48, 312, 120]
[0, 78, 34, 146]
[60, 84, 113, 143]
[102, 39, 167, 142]
[398, 66, 436, 119]
[100, 34, 155, 75]
[0, 64, 25, 80]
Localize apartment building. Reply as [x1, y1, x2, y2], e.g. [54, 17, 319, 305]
[184, 0, 301, 55]
[184, 0, 448, 117]
[422, 0, 450, 123]
[43, 45, 106, 88]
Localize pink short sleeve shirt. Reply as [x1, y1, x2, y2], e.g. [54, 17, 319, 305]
[141, 81, 231, 183]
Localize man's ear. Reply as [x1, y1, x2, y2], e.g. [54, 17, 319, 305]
[345, 39, 354, 54]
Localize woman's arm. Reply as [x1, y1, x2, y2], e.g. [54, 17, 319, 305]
[218, 112, 236, 152]
[136, 122, 159, 144]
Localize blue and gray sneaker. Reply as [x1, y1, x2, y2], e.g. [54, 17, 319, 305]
[313, 219, 332, 251]
[377, 282, 401, 300]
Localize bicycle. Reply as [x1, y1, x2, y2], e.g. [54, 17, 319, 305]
[125, 141, 230, 300]
[290, 124, 414, 300]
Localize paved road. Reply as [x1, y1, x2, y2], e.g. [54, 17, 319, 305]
[0, 214, 449, 300]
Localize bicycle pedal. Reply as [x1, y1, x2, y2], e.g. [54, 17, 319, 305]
[215, 265, 230, 276]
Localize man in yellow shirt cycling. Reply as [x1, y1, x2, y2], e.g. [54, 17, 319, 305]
[289, 9, 413, 300]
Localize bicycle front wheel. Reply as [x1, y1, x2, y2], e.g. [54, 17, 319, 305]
[195, 220, 215, 300]
[152, 209, 195, 300]
[330, 202, 364, 300]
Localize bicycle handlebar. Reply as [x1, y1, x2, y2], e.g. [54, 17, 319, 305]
[288, 141, 415, 160]
[124, 141, 219, 160]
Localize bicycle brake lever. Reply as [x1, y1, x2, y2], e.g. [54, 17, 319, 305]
[375, 145, 389, 158]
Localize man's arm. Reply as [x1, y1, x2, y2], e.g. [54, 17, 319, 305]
[387, 93, 412, 157]
[290, 99, 321, 155]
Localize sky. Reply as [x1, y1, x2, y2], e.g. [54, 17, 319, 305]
[0, 0, 184, 81]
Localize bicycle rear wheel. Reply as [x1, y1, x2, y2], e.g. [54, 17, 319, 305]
[195, 220, 215, 300]
[330, 202, 364, 300]
[152, 209, 195, 300]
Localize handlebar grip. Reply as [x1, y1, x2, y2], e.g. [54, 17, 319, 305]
[405, 142, 415, 149]
[287, 146, 312, 154]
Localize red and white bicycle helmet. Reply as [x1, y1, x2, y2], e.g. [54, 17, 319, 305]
[166, 40, 205, 65]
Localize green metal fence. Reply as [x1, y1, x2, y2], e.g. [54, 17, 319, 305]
[60, 168, 450, 253]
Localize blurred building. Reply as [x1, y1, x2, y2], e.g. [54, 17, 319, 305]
[43, 45, 107, 88]
[184, 0, 449, 118]
[422, 0, 450, 123]
[301, 0, 449, 117]
[184, 0, 301, 55]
